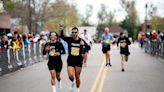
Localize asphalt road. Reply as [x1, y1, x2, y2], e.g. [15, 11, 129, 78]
[0, 44, 164, 92]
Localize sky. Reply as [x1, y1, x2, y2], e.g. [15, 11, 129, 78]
[67, 0, 164, 24]
[1, 0, 163, 24]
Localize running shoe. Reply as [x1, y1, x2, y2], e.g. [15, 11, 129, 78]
[57, 81, 62, 89]
[76, 88, 80, 92]
[70, 81, 75, 91]
[108, 63, 112, 67]
[121, 69, 125, 72]
[105, 63, 108, 66]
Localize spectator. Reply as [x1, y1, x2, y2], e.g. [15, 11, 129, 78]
[1, 35, 9, 49]
[151, 30, 158, 42]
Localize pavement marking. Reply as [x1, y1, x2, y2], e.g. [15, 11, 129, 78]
[97, 67, 108, 92]
[90, 59, 106, 92]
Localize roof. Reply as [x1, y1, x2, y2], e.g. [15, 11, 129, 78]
[109, 25, 124, 34]
[0, 15, 11, 29]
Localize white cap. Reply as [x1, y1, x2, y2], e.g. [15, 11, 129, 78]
[7, 33, 12, 37]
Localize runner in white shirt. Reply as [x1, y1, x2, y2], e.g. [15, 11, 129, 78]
[79, 29, 93, 67]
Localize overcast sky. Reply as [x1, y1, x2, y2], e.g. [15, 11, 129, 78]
[1, 0, 163, 24]
[68, 0, 164, 24]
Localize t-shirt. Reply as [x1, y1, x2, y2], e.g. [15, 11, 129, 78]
[101, 33, 113, 47]
[60, 30, 86, 57]
[80, 33, 93, 46]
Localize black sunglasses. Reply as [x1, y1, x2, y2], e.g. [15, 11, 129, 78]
[72, 32, 78, 34]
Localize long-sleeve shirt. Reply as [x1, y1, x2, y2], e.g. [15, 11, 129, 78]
[117, 36, 131, 53]
[43, 41, 65, 62]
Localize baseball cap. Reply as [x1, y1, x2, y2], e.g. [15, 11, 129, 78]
[49, 32, 57, 37]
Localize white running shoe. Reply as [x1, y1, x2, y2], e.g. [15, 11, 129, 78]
[76, 88, 80, 92]
[70, 81, 75, 92]
[52, 85, 56, 92]
[57, 81, 62, 89]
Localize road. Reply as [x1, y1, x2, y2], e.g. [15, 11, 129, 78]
[0, 44, 164, 92]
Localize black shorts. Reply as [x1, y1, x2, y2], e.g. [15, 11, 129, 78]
[120, 50, 130, 56]
[47, 60, 63, 72]
[102, 45, 111, 53]
[82, 45, 91, 54]
[82, 47, 89, 54]
[67, 56, 83, 67]
[120, 48, 130, 56]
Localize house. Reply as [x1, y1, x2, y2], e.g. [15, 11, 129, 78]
[109, 25, 124, 35]
[0, 15, 11, 35]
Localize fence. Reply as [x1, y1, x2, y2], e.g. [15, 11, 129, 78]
[0, 41, 46, 76]
[144, 39, 164, 59]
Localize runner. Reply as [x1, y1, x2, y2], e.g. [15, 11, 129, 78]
[101, 27, 113, 67]
[60, 27, 86, 92]
[117, 32, 131, 72]
[43, 32, 65, 92]
[79, 29, 93, 67]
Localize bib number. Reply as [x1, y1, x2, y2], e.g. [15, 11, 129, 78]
[71, 47, 80, 56]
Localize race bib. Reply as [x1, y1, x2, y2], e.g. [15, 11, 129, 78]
[49, 49, 56, 56]
[104, 39, 109, 43]
[120, 43, 126, 48]
[71, 47, 80, 56]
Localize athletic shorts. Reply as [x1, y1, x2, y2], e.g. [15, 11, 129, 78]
[82, 45, 91, 54]
[47, 60, 63, 72]
[120, 48, 130, 56]
[67, 56, 83, 67]
[102, 45, 111, 53]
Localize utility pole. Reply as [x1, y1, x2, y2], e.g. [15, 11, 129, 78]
[145, 3, 148, 33]
[29, 0, 32, 33]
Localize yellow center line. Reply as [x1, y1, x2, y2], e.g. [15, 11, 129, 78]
[90, 57, 107, 92]
[90, 59, 106, 92]
[97, 67, 108, 92]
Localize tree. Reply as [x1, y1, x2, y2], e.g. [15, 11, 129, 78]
[97, 4, 108, 24]
[150, 16, 164, 30]
[148, 4, 157, 17]
[96, 4, 115, 38]
[0, 0, 15, 13]
[8, 0, 52, 33]
[106, 11, 115, 26]
[120, 0, 139, 38]
[44, 0, 79, 32]
[81, 4, 93, 26]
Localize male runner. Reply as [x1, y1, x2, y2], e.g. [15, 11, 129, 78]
[117, 32, 131, 72]
[101, 27, 113, 66]
[60, 27, 86, 92]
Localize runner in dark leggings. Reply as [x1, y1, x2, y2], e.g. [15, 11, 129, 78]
[60, 27, 86, 92]
[43, 32, 65, 92]
[117, 32, 131, 72]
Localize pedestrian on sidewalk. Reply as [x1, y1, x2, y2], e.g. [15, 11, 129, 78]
[43, 32, 65, 92]
[117, 32, 131, 72]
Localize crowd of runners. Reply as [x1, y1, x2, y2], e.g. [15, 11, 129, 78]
[0, 23, 132, 92]
[41, 25, 131, 92]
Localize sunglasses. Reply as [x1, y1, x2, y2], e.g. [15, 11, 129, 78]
[72, 32, 78, 34]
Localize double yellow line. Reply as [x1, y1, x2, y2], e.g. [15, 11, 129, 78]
[90, 59, 108, 92]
